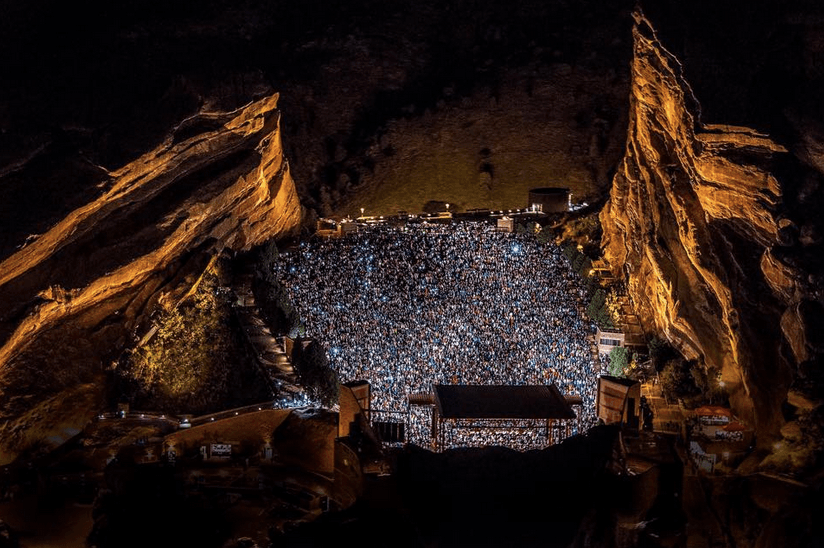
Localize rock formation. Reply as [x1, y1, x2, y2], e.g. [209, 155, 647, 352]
[0, 94, 302, 464]
[600, 11, 815, 445]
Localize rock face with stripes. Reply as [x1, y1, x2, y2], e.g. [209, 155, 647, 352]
[600, 11, 816, 447]
[0, 94, 302, 464]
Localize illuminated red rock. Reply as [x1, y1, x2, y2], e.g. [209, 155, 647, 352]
[0, 94, 302, 464]
[600, 11, 807, 445]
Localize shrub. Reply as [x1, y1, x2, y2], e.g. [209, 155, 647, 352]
[608, 346, 629, 377]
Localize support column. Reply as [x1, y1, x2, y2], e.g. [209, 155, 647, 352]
[431, 407, 439, 451]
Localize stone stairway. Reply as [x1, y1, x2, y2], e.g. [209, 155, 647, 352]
[232, 271, 302, 397]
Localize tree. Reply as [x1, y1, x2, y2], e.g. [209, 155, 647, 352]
[562, 243, 577, 261]
[123, 272, 238, 413]
[577, 256, 593, 278]
[586, 289, 613, 329]
[294, 341, 339, 407]
[253, 272, 301, 336]
[659, 357, 700, 402]
[256, 239, 279, 284]
[288, 319, 306, 339]
[608, 346, 629, 377]
[585, 287, 617, 330]
[571, 252, 586, 274]
[647, 336, 671, 370]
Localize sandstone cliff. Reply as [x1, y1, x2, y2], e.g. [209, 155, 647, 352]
[0, 94, 302, 464]
[600, 12, 813, 445]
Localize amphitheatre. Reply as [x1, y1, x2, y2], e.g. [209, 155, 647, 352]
[0, 1, 822, 547]
[273, 217, 598, 450]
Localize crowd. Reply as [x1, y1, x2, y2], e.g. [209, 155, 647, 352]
[273, 221, 600, 449]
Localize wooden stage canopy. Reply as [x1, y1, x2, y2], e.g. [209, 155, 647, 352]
[433, 384, 576, 420]
[430, 384, 577, 450]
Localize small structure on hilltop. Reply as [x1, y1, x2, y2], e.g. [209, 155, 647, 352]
[497, 215, 515, 233]
[590, 258, 613, 277]
[431, 384, 576, 450]
[596, 327, 625, 356]
[528, 187, 571, 213]
[316, 218, 337, 237]
[339, 219, 358, 235]
[694, 406, 734, 436]
[688, 405, 754, 473]
[316, 218, 359, 238]
[597, 375, 641, 429]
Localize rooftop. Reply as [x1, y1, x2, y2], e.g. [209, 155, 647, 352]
[599, 375, 639, 388]
[694, 406, 733, 417]
[434, 385, 576, 420]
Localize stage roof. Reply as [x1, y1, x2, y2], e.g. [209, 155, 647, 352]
[599, 375, 639, 388]
[433, 385, 576, 420]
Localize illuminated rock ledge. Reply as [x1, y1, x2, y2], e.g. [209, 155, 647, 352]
[0, 94, 302, 464]
[600, 11, 803, 446]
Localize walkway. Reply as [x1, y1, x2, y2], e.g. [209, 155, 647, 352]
[642, 379, 684, 435]
[231, 271, 305, 400]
